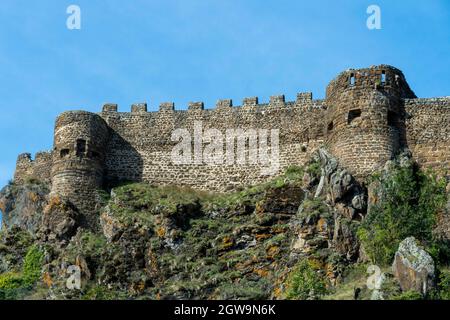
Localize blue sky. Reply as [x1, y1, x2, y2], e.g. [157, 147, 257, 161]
[0, 0, 449, 194]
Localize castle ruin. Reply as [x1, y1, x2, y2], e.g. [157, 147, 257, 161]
[13, 65, 450, 216]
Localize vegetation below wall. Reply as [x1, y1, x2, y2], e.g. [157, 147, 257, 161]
[0, 150, 449, 300]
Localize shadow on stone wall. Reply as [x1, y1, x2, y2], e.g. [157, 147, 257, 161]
[103, 129, 144, 188]
[397, 98, 410, 154]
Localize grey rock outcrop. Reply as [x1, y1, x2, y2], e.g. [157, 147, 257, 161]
[291, 148, 368, 284]
[313, 149, 366, 218]
[392, 237, 435, 296]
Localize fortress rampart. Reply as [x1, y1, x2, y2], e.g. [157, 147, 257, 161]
[13, 65, 450, 217]
[14, 152, 52, 184]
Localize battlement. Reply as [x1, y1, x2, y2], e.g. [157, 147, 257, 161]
[99, 92, 318, 115]
[131, 103, 148, 113]
[16, 151, 52, 167]
[102, 103, 118, 112]
[216, 99, 232, 109]
[14, 151, 52, 184]
[17, 153, 32, 162]
[269, 95, 285, 105]
[188, 102, 204, 111]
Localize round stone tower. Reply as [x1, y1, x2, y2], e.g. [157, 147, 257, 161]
[325, 65, 416, 179]
[51, 111, 109, 222]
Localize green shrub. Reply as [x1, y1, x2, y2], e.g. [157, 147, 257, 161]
[284, 165, 305, 182]
[217, 278, 269, 300]
[306, 160, 321, 178]
[0, 244, 44, 300]
[285, 259, 327, 300]
[298, 198, 330, 221]
[65, 230, 107, 262]
[22, 244, 44, 285]
[82, 286, 127, 300]
[438, 270, 450, 300]
[392, 290, 423, 300]
[285, 165, 304, 177]
[0, 272, 24, 290]
[113, 183, 200, 214]
[358, 162, 446, 265]
[427, 240, 450, 265]
[0, 272, 25, 300]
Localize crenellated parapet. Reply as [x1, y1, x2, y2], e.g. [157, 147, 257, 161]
[14, 151, 52, 184]
[216, 99, 233, 109]
[98, 91, 319, 115]
[131, 103, 148, 113]
[95, 93, 326, 146]
[102, 103, 118, 112]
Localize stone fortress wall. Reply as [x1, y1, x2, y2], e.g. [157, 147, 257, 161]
[13, 65, 450, 216]
[100, 93, 326, 192]
[405, 98, 450, 173]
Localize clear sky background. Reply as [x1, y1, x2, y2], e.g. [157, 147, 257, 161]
[0, 0, 449, 204]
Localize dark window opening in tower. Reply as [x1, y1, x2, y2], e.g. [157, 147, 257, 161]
[328, 121, 334, 131]
[388, 111, 399, 127]
[76, 139, 86, 157]
[348, 109, 362, 124]
[88, 150, 100, 159]
[350, 73, 355, 86]
[60, 149, 69, 158]
[381, 71, 386, 85]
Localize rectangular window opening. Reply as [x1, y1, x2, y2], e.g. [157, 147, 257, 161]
[328, 121, 334, 131]
[348, 109, 362, 124]
[60, 149, 70, 158]
[350, 73, 355, 86]
[381, 71, 386, 84]
[76, 139, 87, 157]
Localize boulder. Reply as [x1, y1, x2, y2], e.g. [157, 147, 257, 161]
[40, 195, 80, 242]
[312, 148, 366, 212]
[332, 217, 360, 260]
[0, 182, 49, 234]
[392, 237, 435, 296]
[100, 206, 125, 242]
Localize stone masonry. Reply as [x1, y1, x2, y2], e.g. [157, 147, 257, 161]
[13, 65, 450, 216]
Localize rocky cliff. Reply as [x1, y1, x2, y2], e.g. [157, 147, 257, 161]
[0, 149, 449, 300]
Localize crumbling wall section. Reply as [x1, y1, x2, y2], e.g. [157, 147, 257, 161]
[14, 151, 52, 185]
